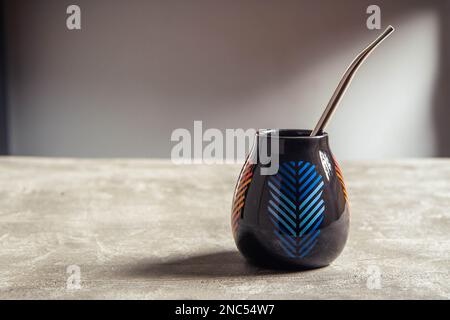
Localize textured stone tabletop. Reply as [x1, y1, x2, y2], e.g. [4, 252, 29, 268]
[0, 157, 448, 299]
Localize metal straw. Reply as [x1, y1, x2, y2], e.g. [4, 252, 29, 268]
[310, 25, 395, 137]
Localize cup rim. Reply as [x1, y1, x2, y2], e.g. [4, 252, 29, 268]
[256, 129, 328, 139]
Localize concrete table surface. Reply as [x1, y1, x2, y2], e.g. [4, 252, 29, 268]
[0, 157, 448, 299]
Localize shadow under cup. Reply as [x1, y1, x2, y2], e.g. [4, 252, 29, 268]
[231, 129, 350, 269]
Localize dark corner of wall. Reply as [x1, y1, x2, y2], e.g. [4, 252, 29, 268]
[0, 0, 8, 155]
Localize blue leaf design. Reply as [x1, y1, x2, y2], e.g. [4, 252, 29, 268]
[268, 161, 325, 258]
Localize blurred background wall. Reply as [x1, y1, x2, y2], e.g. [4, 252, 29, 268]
[2, 0, 449, 159]
[0, 3, 7, 155]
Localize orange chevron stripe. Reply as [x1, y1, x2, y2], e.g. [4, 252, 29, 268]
[332, 155, 341, 169]
[240, 165, 253, 176]
[242, 163, 253, 171]
[233, 195, 246, 208]
[231, 162, 256, 236]
[339, 184, 348, 199]
[235, 178, 252, 194]
[336, 171, 347, 187]
[336, 174, 348, 202]
[232, 199, 245, 216]
[335, 169, 346, 187]
[332, 156, 349, 204]
[235, 173, 252, 193]
[234, 175, 252, 200]
[240, 170, 253, 182]
[232, 200, 245, 215]
[334, 161, 343, 173]
[240, 164, 251, 173]
[233, 189, 247, 206]
[234, 184, 250, 200]
[335, 170, 344, 182]
[238, 171, 252, 184]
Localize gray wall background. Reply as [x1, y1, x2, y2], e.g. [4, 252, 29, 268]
[0, 3, 8, 154]
[4, 0, 450, 160]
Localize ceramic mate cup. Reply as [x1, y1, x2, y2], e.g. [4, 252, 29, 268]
[231, 129, 349, 269]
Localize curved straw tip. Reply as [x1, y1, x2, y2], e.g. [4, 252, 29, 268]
[387, 25, 395, 32]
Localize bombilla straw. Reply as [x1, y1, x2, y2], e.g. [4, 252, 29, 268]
[310, 25, 395, 137]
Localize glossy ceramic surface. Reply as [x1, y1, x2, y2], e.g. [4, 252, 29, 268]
[231, 130, 349, 269]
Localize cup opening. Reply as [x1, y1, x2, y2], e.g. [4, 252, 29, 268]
[257, 129, 328, 139]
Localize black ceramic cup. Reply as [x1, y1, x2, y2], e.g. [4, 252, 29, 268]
[231, 129, 349, 269]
